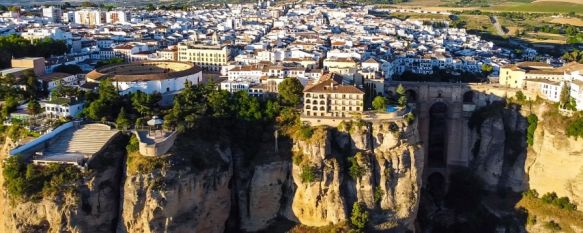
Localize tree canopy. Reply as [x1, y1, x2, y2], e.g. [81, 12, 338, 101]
[372, 96, 387, 111]
[54, 64, 82, 75]
[278, 77, 303, 106]
[0, 35, 68, 69]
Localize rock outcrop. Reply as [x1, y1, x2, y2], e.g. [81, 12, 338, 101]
[237, 161, 291, 232]
[119, 166, 232, 233]
[0, 139, 125, 233]
[527, 123, 583, 207]
[288, 119, 424, 231]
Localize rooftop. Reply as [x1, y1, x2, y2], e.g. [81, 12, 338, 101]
[86, 61, 201, 82]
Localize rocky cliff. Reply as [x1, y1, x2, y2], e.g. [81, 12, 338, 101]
[470, 103, 583, 207]
[0, 138, 125, 233]
[288, 119, 424, 231]
[527, 113, 583, 208]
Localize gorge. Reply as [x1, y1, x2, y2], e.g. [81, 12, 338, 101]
[1, 83, 582, 233]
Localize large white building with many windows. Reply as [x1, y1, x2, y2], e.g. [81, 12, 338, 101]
[302, 73, 364, 118]
[177, 42, 231, 72]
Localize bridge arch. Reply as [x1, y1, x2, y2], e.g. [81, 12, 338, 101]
[405, 89, 418, 103]
[463, 91, 475, 104]
[427, 172, 447, 198]
[428, 102, 448, 168]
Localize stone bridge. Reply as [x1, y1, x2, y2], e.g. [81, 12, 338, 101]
[384, 81, 525, 188]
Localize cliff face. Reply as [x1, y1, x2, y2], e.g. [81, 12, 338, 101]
[471, 107, 529, 192]
[0, 140, 125, 233]
[470, 104, 583, 207]
[288, 119, 424, 231]
[119, 166, 232, 233]
[237, 161, 291, 232]
[527, 122, 583, 207]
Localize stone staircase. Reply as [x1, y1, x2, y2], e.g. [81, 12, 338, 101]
[45, 123, 118, 156]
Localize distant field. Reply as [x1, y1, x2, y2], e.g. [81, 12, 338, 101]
[533, 0, 583, 4]
[549, 17, 583, 26]
[488, 2, 583, 14]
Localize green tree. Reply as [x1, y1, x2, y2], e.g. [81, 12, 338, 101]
[27, 99, 41, 116]
[348, 152, 366, 180]
[146, 4, 156, 11]
[515, 90, 526, 103]
[526, 114, 537, 146]
[8, 6, 19, 13]
[481, 64, 494, 74]
[95, 57, 124, 68]
[350, 202, 368, 231]
[116, 107, 131, 130]
[278, 77, 303, 106]
[566, 117, 583, 139]
[236, 91, 262, 121]
[54, 64, 82, 74]
[559, 82, 571, 109]
[264, 99, 280, 120]
[372, 96, 387, 111]
[130, 91, 161, 116]
[2, 96, 18, 119]
[207, 90, 231, 118]
[396, 84, 408, 107]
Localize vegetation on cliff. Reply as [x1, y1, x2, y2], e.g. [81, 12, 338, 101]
[518, 190, 583, 232]
[526, 114, 538, 146]
[2, 156, 82, 202]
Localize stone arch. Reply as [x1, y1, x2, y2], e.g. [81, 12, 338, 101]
[428, 102, 447, 168]
[320, 106, 324, 111]
[405, 89, 418, 103]
[312, 100, 317, 104]
[427, 172, 446, 198]
[320, 100, 325, 105]
[463, 91, 474, 104]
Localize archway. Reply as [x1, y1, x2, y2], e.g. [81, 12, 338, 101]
[428, 102, 447, 168]
[427, 172, 446, 198]
[463, 91, 474, 104]
[405, 89, 418, 103]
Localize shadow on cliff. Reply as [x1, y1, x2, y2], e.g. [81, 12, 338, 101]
[417, 93, 531, 233]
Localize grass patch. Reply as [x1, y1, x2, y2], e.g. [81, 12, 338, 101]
[489, 2, 583, 14]
[126, 151, 168, 175]
[517, 192, 583, 233]
[289, 222, 350, 233]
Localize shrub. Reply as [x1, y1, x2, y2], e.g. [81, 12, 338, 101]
[2, 156, 82, 201]
[372, 96, 387, 111]
[348, 153, 366, 180]
[523, 189, 539, 199]
[566, 116, 583, 139]
[292, 152, 304, 166]
[126, 134, 139, 152]
[515, 91, 526, 103]
[295, 124, 314, 141]
[374, 186, 384, 204]
[350, 202, 368, 231]
[405, 112, 415, 124]
[300, 165, 317, 183]
[527, 214, 537, 225]
[526, 114, 538, 146]
[543, 220, 561, 232]
[541, 192, 577, 211]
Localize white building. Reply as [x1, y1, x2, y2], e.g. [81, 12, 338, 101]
[86, 61, 203, 95]
[43, 6, 62, 23]
[42, 97, 85, 118]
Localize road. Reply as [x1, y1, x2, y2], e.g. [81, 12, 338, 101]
[490, 16, 506, 36]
